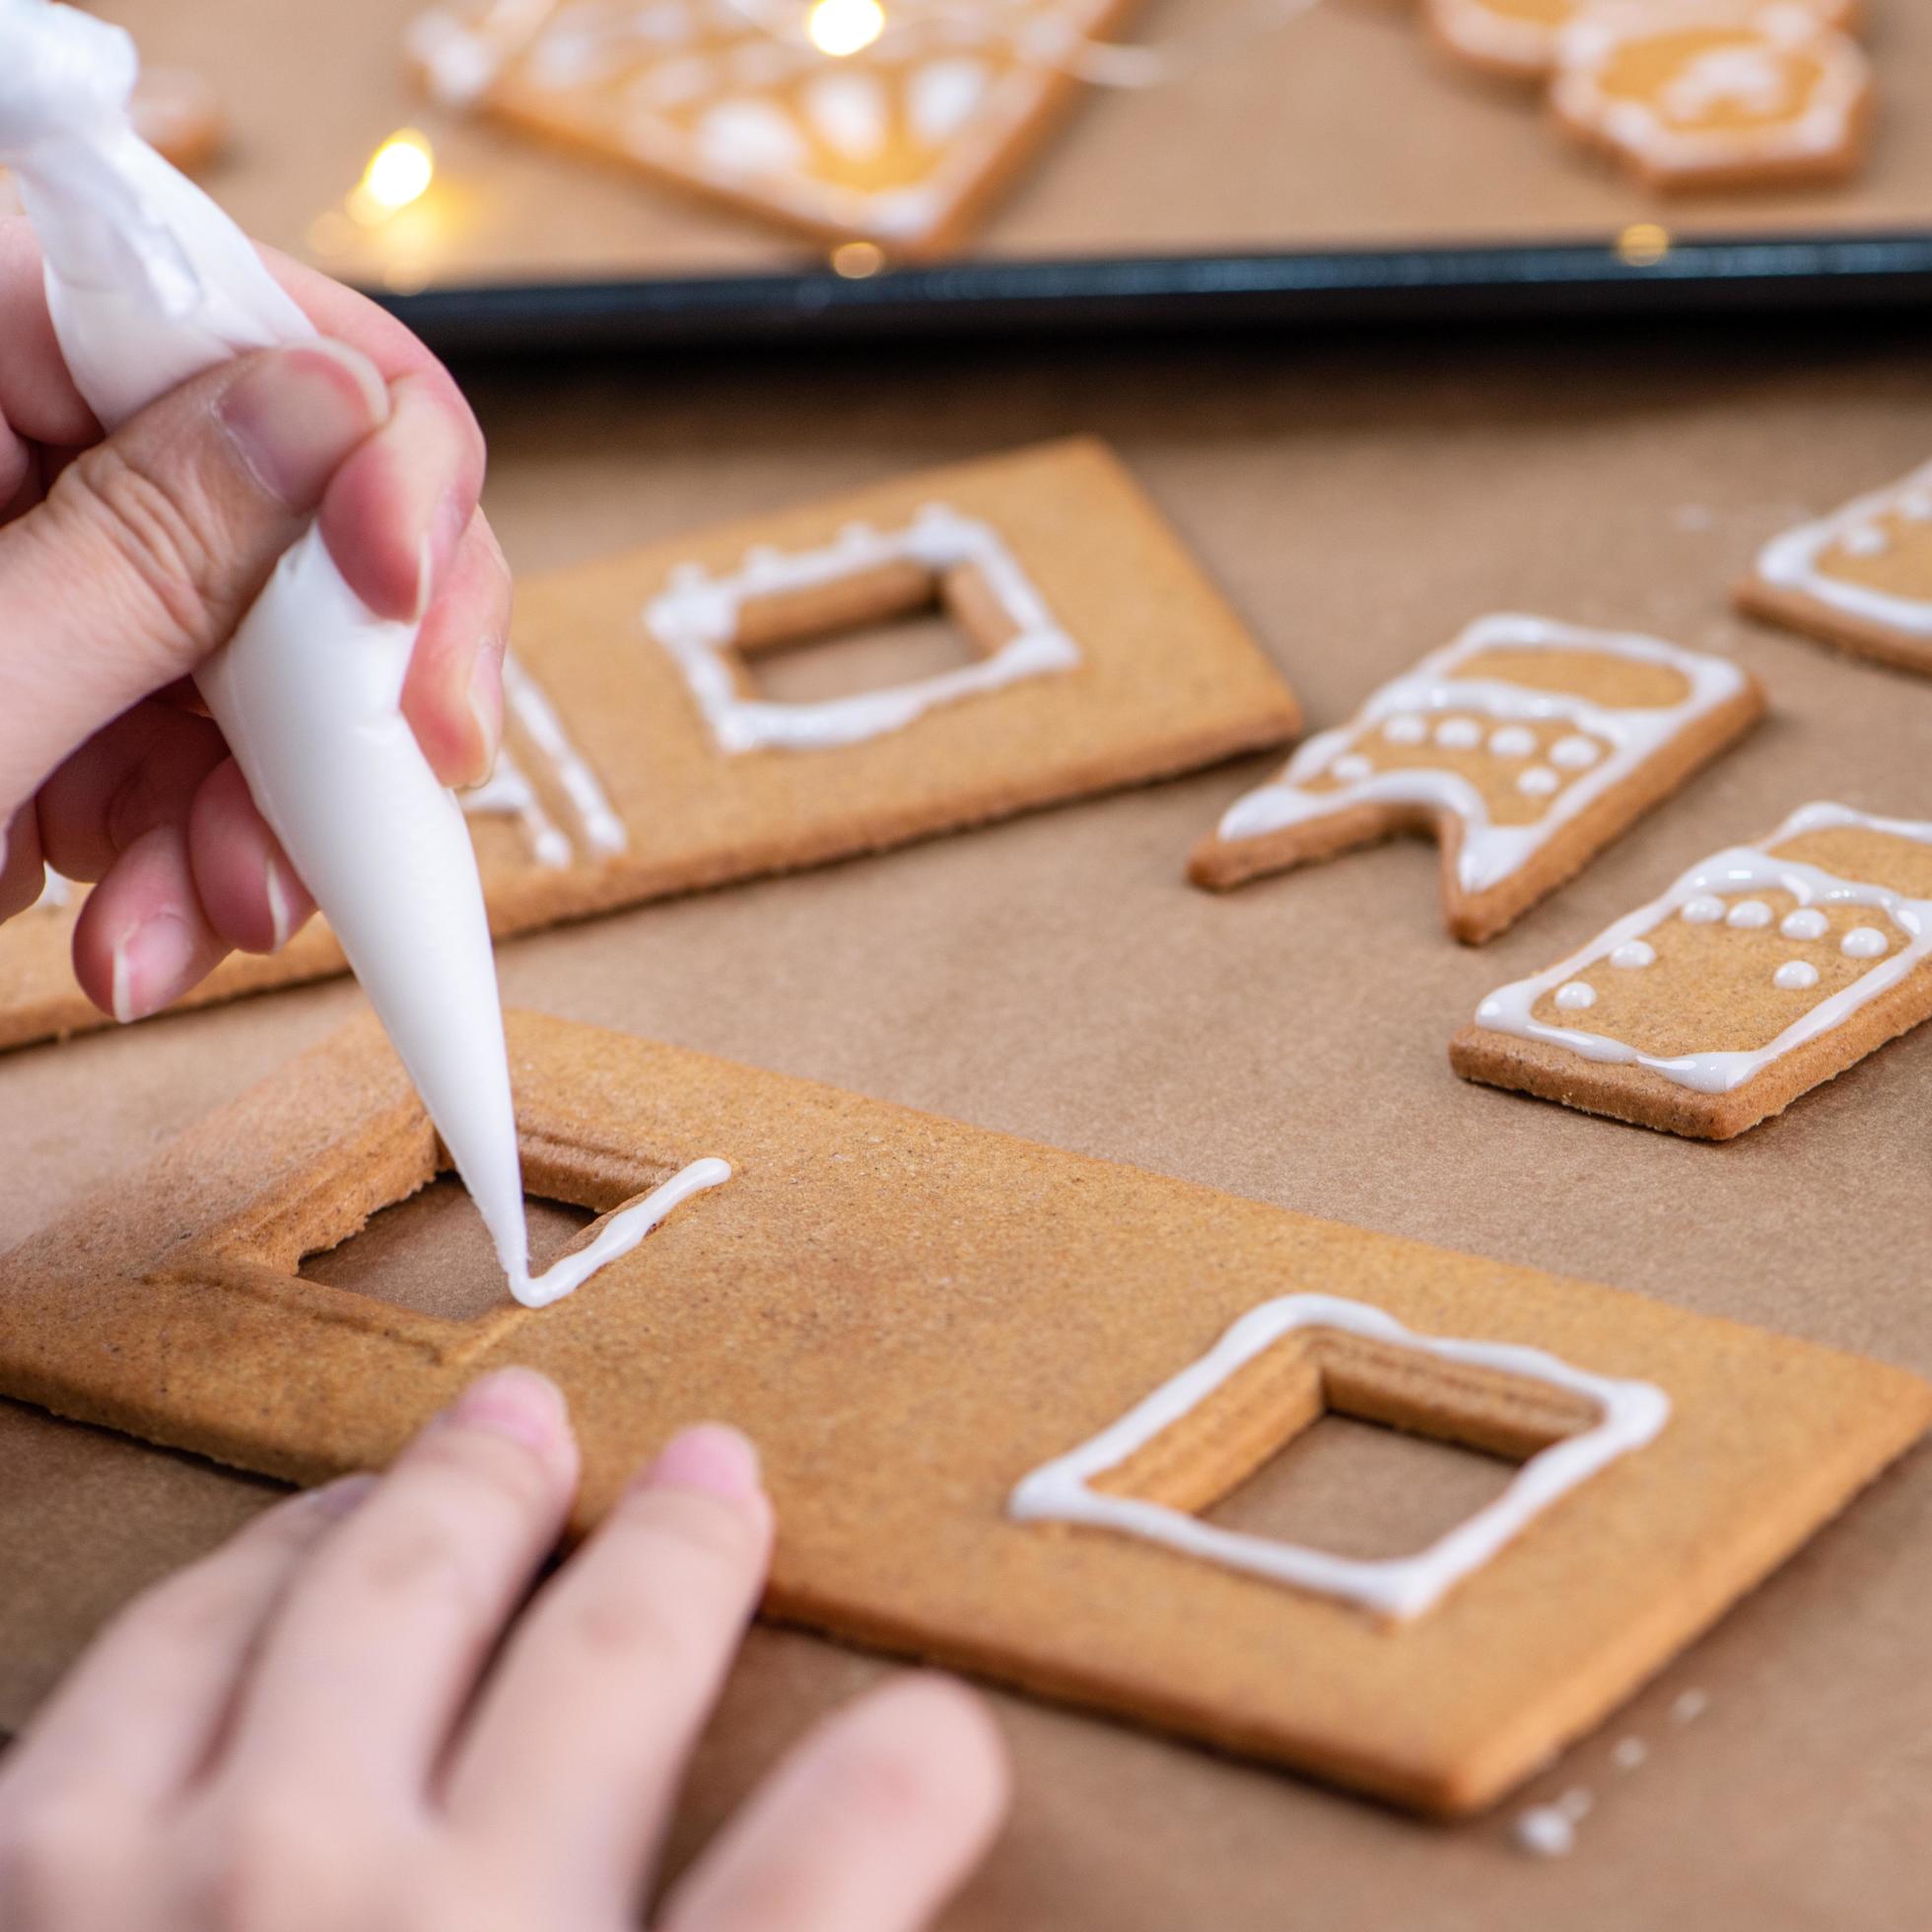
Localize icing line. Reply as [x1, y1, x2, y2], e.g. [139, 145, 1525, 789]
[514, 1155, 730, 1309]
[647, 502, 1079, 753]
[1213, 613, 1749, 895]
[1471, 801, 1932, 1095]
[501, 655, 630, 853]
[1754, 458, 1932, 641]
[1009, 1292, 1669, 1622]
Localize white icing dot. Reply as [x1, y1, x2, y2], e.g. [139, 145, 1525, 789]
[1554, 981, 1597, 1011]
[1550, 733, 1601, 770]
[1779, 908, 1828, 940]
[1612, 1736, 1649, 1772]
[1513, 1806, 1576, 1858]
[1901, 492, 1932, 523]
[1517, 766, 1559, 797]
[1435, 717, 1482, 750]
[1610, 940, 1656, 969]
[1841, 926, 1889, 959]
[696, 98, 809, 174]
[1773, 960, 1820, 991]
[1840, 524, 1890, 558]
[1330, 752, 1374, 783]
[1488, 724, 1537, 758]
[1725, 899, 1772, 929]
[1382, 714, 1428, 745]
[1671, 1689, 1709, 1726]
[1681, 895, 1725, 925]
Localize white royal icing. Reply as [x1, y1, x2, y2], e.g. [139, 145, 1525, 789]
[1555, 980, 1597, 1010]
[1725, 898, 1772, 929]
[501, 656, 629, 854]
[1489, 724, 1537, 758]
[1610, 939, 1655, 969]
[515, 1156, 730, 1309]
[647, 502, 1079, 754]
[1009, 1292, 1669, 1622]
[1842, 925, 1888, 959]
[1552, 5, 1871, 174]
[1472, 802, 1932, 1096]
[1753, 458, 1932, 642]
[1780, 907, 1828, 939]
[460, 749, 572, 868]
[33, 866, 73, 911]
[1213, 614, 1750, 896]
[1773, 959, 1819, 990]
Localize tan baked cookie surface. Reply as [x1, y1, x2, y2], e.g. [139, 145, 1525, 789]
[0, 438, 1298, 1052]
[1736, 458, 1932, 676]
[405, 0, 1138, 253]
[1, 1009, 1923, 1815]
[1550, 2, 1873, 192]
[1189, 612, 1761, 942]
[1453, 801, 1932, 1138]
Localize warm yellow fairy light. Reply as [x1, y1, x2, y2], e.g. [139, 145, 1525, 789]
[805, 0, 885, 57]
[349, 129, 436, 225]
[1617, 222, 1671, 267]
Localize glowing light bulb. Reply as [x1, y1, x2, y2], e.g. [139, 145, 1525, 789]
[349, 130, 436, 225]
[806, 0, 885, 57]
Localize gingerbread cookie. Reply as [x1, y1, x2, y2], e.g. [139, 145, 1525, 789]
[1422, 0, 1594, 83]
[129, 66, 227, 173]
[0, 440, 1300, 1052]
[1452, 801, 1932, 1138]
[1735, 458, 1932, 677]
[1550, 2, 1873, 191]
[1189, 613, 1761, 943]
[406, 0, 1140, 254]
[1, 1009, 1924, 1814]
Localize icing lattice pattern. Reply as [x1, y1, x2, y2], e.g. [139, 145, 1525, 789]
[1210, 613, 1749, 896]
[409, 0, 1132, 247]
[1472, 802, 1932, 1095]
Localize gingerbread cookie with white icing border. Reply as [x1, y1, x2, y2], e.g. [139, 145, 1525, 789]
[0, 439, 1300, 1052]
[1452, 802, 1932, 1138]
[1, 1007, 1925, 1814]
[1550, 2, 1873, 192]
[1188, 613, 1763, 944]
[1735, 458, 1932, 677]
[405, 0, 1142, 254]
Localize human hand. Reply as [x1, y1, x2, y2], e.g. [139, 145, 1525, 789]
[0, 1368, 1007, 1930]
[0, 215, 513, 1021]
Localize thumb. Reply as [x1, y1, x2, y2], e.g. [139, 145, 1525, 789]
[0, 338, 389, 818]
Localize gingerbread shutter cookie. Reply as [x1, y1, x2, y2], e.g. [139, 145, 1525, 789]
[1189, 613, 1761, 943]
[406, 0, 1139, 254]
[1, 1010, 1924, 1815]
[1453, 802, 1932, 1138]
[1550, 2, 1873, 192]
[1736, 458, 1932, 677]
[0, 441, 1299, 1052]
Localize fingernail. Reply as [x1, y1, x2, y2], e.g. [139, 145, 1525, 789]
[646, 1423, 762, 1503]
[109, 911, 196, 1023]
[220, 340, 388, 510]
[448, 1366, 569, 1457]
[264, 856, 296, 951]
[460, 647, 504, 789]
[310, 1474, 377, 1519]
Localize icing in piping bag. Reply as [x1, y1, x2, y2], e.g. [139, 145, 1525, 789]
[0, 0, 726, 1304]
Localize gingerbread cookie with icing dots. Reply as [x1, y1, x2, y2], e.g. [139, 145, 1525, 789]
[1550, 2, 1873, 192]
[1, 1007, 1926, 1814]
[1453, 802, 1932, 1138]
[1189, 614, 1763, 944]
[1735, 458, 1932, 677]
[406, 0, 1141, 254]
[0, 440, 1299, 1053]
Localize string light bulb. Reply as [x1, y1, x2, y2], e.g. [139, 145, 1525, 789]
[349, 129, 436, 225]
[805, 0, 885, 57]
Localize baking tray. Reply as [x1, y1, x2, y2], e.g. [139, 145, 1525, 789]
[88, 0, 1932, 354]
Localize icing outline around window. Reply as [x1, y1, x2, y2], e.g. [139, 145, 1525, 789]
[645, 503, 1080, 754]
[1009, 1293, 1669, 1622]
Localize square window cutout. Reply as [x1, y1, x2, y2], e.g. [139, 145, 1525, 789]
[645, 504, 1081, 753]
[1010, 1294, 1669, 1621]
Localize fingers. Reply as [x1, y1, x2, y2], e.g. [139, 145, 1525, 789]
[404, 513, 513, 788]
[71, 820, 231, 1023]
[220, 1369, 579, 1807]
[0, 338, 389, 817]
[187, 758, 314, 954]
[0, 805, 46, 923]
[446, 1425, 772, 1911]
[0, 1481, 370, 1812]
[660, 1677, 1009, 1932]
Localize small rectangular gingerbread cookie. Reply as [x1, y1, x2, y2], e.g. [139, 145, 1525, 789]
[1, 1010, 1924, 1815]
[1736, 458, 1932, 676]
[1189, 613, 1762, 942]
[406, 0, 1139, 254]
[1452, 801, 1932, 1138]
[0, 438, 1299, 1052]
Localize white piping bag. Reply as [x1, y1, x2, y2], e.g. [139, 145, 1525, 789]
[0, 0, 726, 1304]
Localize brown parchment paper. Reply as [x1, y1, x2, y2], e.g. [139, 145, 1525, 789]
[73, 0, 1932, 291]
[4, 322, 1931, 1927]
